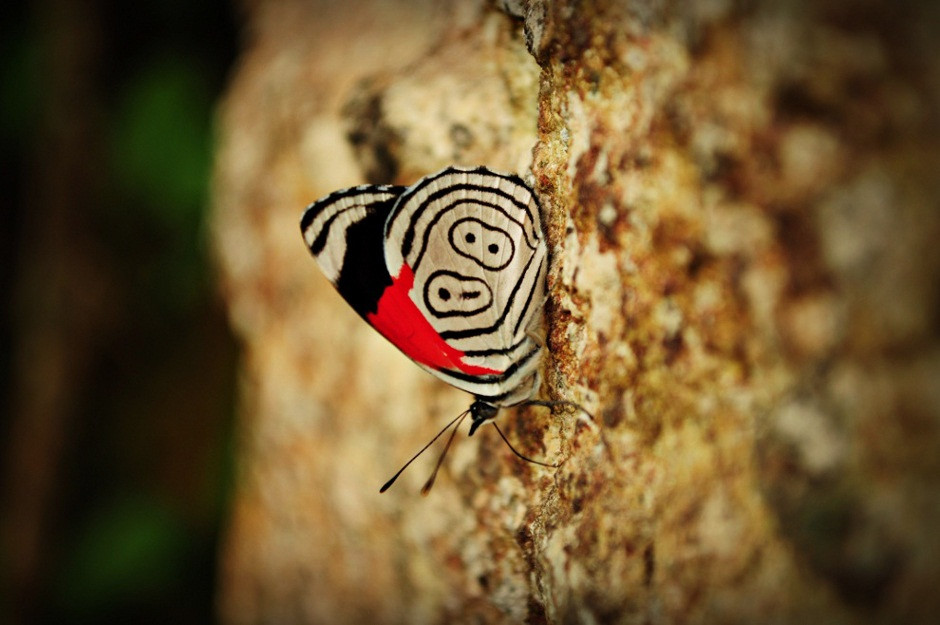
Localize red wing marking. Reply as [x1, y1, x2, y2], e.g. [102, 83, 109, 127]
[367, 264, 502, 376]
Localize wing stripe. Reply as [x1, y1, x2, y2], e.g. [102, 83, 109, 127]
[409, 196, 536, 273]
[511, 251, 546, 338]
[445, 343, 539, 383]
[437, 247, 541, 340]
[399, 184, 540, 262]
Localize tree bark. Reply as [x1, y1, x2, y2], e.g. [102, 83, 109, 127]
[210, 1, 940, 623]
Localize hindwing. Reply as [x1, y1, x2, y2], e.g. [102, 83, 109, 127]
[382, 166, 547, 405]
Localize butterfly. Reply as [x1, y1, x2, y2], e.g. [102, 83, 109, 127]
[301, 166, 582, 493]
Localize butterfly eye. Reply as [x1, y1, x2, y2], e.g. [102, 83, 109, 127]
[438, 287, 451, 301]
[487, 243, 499, 254]
[465, 233, 476, 243]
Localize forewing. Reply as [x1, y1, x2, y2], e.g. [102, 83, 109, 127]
[301, 184, 404, 318]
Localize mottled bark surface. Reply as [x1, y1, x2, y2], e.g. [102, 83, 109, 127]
[210, 1, 940, 623]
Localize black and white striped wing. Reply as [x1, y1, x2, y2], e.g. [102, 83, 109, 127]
[300, 184, 405, 319]
[383, 166, 547, 406]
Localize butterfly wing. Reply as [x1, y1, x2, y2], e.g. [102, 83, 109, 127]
[380, 167, 547, 406]
[301, 185, 405, 319]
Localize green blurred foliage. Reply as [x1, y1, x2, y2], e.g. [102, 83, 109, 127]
[107, 52, 216, 318]
[110, 54, 213, 226]
[1, 1, 239, 624]
[54, 496, 189, 618]
[0, 26, 41, 151]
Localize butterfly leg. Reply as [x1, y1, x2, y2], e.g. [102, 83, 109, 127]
[525, 329, 546, 350]
[522, 399, 614, 461]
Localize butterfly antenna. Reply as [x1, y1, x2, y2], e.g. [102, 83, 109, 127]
[380, 409, 469, 493]
[492, 422, 560, 468]
[420, 410, 470, 496]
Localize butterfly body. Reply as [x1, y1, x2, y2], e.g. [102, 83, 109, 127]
[301, 166, 547, 410]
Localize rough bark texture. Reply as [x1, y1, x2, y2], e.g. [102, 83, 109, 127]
[210, 1, 940, 623]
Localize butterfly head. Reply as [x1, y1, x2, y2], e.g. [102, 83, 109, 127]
[468, 400, 499, 436]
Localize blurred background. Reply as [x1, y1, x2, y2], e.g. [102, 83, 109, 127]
[1, 0, 239, 623]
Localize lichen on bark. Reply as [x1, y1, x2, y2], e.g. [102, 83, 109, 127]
[211, 1, 940, 623]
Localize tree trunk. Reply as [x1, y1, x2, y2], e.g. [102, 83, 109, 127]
[210, 1, 940, 623]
